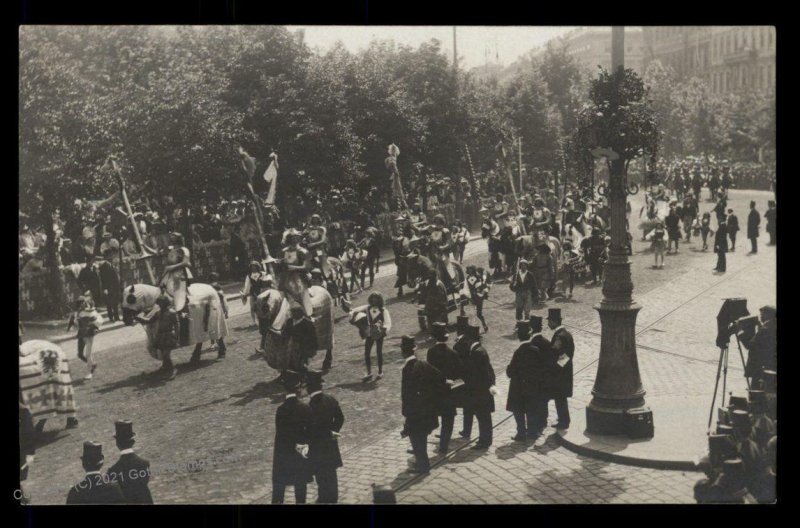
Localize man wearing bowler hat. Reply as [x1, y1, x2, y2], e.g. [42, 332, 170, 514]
[426, 322, 464, 455]
[305, 371, 344, 504]
[67, 441, 125, 504]
[272, 372, 313, 504]
[547, 308, 574, 430]
[106, 420, 153, 504]
[460, 323, 496, 450]
[400, 336, 445, 474]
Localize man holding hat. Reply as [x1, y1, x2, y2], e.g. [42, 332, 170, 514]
[306, 371, 345, 504]
[66, 441, 125, 504]
[510, 259, 537, 323]
[106, 420, 153, 504]
[426, 322, 464, 455]
[547, 308, 574, 430]
[272, 371, 313, 504]
[401, 336, 445, 474]
[460, 323, 496, 450]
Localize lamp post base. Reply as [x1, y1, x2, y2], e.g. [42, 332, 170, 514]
[586, 402, 652, 438]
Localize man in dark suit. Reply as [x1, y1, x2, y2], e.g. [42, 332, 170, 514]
[426, 322, 464, 455]
[453, 316, 473, 439]
[460, 324, 496, 450]
[401, 336, 444, 474]
[747, 201, 760, 254]
[305, 371, 344, 504]
[272, 372, 313, 504]
[506, 321, 545, 444]
[106, 420, 153, 504]
[726, 209, 740, 252]
[714, 219, 729, 272]
[98, 256, 122, 322]
[67, 441, 125, 504]
[547, 309, 574, 431]
[739, 305, 777, 387]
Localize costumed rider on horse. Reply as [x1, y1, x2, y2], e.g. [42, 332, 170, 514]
[272, 228, 314, 329]
[160, 232, 193, 312]
[531, 197, 553, 237]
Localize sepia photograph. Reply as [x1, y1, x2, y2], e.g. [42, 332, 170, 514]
[18, 22, 777, 506]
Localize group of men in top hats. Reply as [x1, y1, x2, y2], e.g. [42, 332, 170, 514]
[400, 316, 496, 474]
[506, 309, 574, 445]
[66, 420, 153, 504]
[271, 370, 345, 504]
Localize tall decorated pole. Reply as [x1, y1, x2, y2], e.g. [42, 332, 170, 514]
[585, 26, 652, 436]
[237, 147, 272, 261]
[105, 156, 156, 285]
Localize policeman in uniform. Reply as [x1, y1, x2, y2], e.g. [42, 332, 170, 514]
[426, 322, 464, 455]
[106, 420, 153, 504]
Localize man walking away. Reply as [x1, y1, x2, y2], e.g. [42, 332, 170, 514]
[714, 219, 729, 273]
[306, 371, 344, 504]
[726, 209, 739, 252]
[547, 309, 574, 431]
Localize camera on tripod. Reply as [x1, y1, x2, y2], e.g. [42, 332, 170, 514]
[716, 298, 750, 348]
[709, 298, 752, 430]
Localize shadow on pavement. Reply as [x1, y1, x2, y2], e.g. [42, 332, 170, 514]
[175, 397, 230, 413]
[229, 378, 285, 406]
[333, 380, 380, 393]
[35, 428, 72, 449]
[93, 369, 170, 394]
[495, 440, 531, 461]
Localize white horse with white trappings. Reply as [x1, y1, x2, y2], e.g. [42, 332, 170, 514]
[121, 283, 228, 377]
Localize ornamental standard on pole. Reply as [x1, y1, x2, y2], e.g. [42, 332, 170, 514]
[585, 26, 652, 436]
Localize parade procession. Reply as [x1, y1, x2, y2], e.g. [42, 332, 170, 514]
[18, 24, 777, 506]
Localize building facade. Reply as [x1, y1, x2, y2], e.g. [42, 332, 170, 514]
[532, 27, 645, 74]
[642, 26, 775, 95]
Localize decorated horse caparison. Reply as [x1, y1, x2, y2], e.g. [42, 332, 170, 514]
[254, 284, 334, 374]
[121, 283, 228, 376]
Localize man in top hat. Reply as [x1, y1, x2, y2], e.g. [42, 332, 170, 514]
[730, 410, 763, 480]
[272, 372, 313, 504]
[764, 200, 776, 246]
[699, 459, 758, 503]
[401, 336, 445, 474]
[305, 371, 344, 504]
[106, 420, 153, 504]
[426, 322, 464, 455]
[460, 323, 496, 450]
[546, 308, 574, 430]
[67, 441, 125, 504]
[748, 390, 776, 449]
[747, 200, 760, 254]
[739, 305, 777, 387]
[510, 259, 537, 323]
[506, 321, 549, 445]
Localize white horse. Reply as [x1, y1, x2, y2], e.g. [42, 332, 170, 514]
[121, 283, 228, 376]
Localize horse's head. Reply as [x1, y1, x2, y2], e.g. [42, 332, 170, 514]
[254, 288, 286, 331]
[121, 284, 161, 326]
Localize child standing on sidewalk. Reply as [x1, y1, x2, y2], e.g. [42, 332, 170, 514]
[66, 294, 103, 380]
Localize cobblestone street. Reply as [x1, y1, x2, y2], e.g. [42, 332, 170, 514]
[23, 189, 775, 505]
